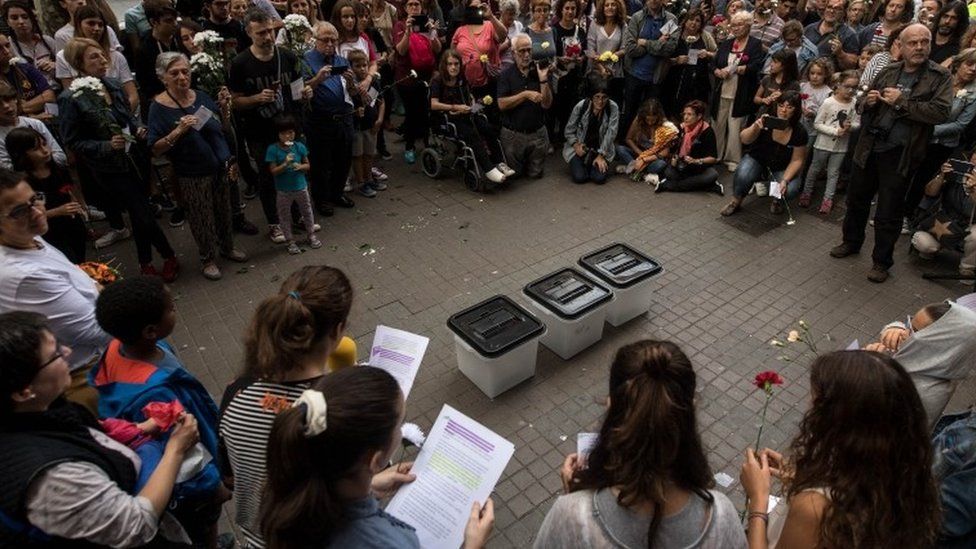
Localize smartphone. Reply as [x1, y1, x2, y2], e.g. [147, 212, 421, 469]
[949, 159, 975, 175]
[412, 14, 428, 30]
[535, 57, 552, 69]
[764, 116, 789, 130]
[330, 64, 344, 75]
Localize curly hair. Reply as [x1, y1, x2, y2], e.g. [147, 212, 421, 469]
[573, 341, 713, 546]
[787, 351, 941, 548]
[95, 275, 169, 345]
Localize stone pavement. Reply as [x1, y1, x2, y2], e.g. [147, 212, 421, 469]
[91, 155, 974, 546]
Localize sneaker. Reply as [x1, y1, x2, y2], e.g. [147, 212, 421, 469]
[220, 249, 248, 262]
[286, 241, 301, 254]
[404, 150, 416, 164]
[334, 196, 355, 208]
[243, 184, 257, 200]
[498, 162, 516, 178]
[344, 177, 353, 193]
[829, 243, 859, 258]
[308, 235, 323, 249]
[233, 215, 259, 235]
[151, 193, 176, 212]
[818, 198, 833, 214]
[202, 263, 222, 281]
[642, 173, 659, 186]
[371, 167, 389, 181]
[720, 200, 741, 217]
[713, 182, 725, 196]
[161, 257, 180, 283]
[312, 223, 321, 232]
[318, 202, 335, 217]
[371, 179, 388, 191]
[653, 178, 667, 193]
[86, 206, 106, 221]
[614, 164, 628, 174]
[485, 167, 506, 184]
[94, 228, 131, 249]
[901, 218, 912, 235]
[359, 183, 378, 198]
[754, 182, 769, 197]
[140, 263, 159, 277]
[867, 264, 889, 283]
[380, 149, 393, 161]
[269, 224, 286, 243]
[169, 207, 185, 228]
[797, 192, 812, 208]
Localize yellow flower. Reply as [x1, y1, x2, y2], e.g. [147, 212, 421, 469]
[610, 53, 619, 63]
[798, 319, 808, 329]
[598, 51, 611, 61]
[787, 330, 800, 343]
[769, 339, 784, 347]
[541, 41, 551, 50]
[482, 95, 493, 105]
[479, 54, 489, 63]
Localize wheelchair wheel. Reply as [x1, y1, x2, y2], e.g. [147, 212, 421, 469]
[420, 148, 442, 178]
[462, 159, 485, 193]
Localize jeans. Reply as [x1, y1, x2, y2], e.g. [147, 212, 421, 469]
[732, 155, 802, 199]
[615, 146, 666, 173]
[931, 409, 976, 546]
[569, 155, 609, 184]
[660, 165, 719, 192]
[306, 114, 354, 205]
[500, 126, 549, 178]
[842, 147, 909, 269]
[803, 148, 845, 200]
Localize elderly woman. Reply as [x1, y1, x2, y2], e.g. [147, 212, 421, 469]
[394, 0, 442, 163]
[563, 76, 619, 184]
[657, 99, 721, 193]
[59, 37, 179, 281]
[0, 310, 200, 547]
[148, 52, 247, 281]
[721, 92, 808, 217]
[499, 0, 524, 70]
[709, 10, 763, 171]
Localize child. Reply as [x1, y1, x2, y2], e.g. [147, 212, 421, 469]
[858, 43, 882, 75]
[800, 56, 833, 137]
[801, 70, 860, 214]
[754, 48, 800, 117]
[349, 48, 388, 198]
[91, 275, 228, 548]
[266, 115, 321, 254]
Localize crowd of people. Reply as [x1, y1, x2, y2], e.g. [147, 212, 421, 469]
[0, 0, 966, 283]
[0, 219, 974, 546]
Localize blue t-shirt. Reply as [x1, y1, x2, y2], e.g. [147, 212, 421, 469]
[265, 141, 309, 192]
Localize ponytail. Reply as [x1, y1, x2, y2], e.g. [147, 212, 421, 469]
[260, 366, 402, 548]
[243, 266, 353, 381]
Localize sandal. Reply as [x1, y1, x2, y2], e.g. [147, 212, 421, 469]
[720, 200, 741, 217]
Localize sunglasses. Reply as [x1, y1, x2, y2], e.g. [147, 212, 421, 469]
[3, 192, 44, 220]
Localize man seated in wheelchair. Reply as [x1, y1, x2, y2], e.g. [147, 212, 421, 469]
[428, 49, 513, 184]
[911, 151, 976, 279]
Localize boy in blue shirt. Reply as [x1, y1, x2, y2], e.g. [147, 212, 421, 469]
[265, 115, 321, 254]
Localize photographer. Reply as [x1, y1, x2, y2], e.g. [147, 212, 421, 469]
[498, 33, 554, 179]
[830, 23, 953, 284]
[910, 151, 976, 279]
[563, 75, 619, 184]
[394, 0, 441, 164]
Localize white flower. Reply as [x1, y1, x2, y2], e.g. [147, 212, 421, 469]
[283, 13, 312, 31]
[189, 52, 220, 71]
[192, 30, 223, 47]
[409, 69, 418, 79]
[68, 75, 104, 97]
[401, 422, 426, 447]
[787, 330, 800, 342]
[956, 88, 969, 99]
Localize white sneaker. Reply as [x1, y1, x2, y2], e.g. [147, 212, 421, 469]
[312, 223, 321, 232]
[94, 228, 130, 249]
[371, 167, 389, 181]
[343, 177, 353, 193]
[485, 167, 506, 183]
[269, 224, 286, 244]
[754, 182, 769, 197]
[497, 162, 516, 177]
[87, 206, 106, 221]
[642, 173, 659, 186]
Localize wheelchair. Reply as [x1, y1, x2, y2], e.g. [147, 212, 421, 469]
[420, 111, 499, 193]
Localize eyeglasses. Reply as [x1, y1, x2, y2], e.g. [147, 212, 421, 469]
[39, 339, 65, 370]
[515, 47, 532, 53]
[3, 192, 44, 220]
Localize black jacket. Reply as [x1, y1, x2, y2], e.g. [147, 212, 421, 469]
[709, 36, 765, 119]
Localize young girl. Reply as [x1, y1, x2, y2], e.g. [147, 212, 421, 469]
[799, 57, 832, 137]
[5, 126, 87, 263]
[754, 48, 800, 117]
[265, 115, 321, 254]
[259, 366, 495, 548]
[801, 70, 860, 214]
[858, 43, 881, 74]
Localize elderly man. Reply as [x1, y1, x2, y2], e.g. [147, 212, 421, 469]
[804, 0, 860, 69]
[621, 0, 679, 135]
[766, 20, 820, 73]
[304, 21, 357, 216]
[750, 0, 786, 50]
[229, 8, 308, 243]
[831, 23, 953, 283]
[497, 34, 553, 180]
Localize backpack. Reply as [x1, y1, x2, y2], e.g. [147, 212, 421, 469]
[408, 33, 436, 73]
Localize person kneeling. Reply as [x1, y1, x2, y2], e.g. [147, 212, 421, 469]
[497, 34, 554, 179]
[563, 75, 619, 184]
[658, 100, 722, 194]
[910, 153, 976, 279]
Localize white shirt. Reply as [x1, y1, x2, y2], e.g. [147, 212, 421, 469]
[54, 23, 123, 53]
[0, 237, 111, 371]
[55, 48, 133, 84]
[0, 117, 67, 168]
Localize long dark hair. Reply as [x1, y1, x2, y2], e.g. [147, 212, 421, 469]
[242, 266, 353, 381]
[331, 0, 359, 41]
[260, 366, 402, 549]
[572, 341, 714, 547]
[0, 311, 49, 420]
[2, 1, 53, 62]
[73, 5, 112, 54]
[932, 1, 970, 49]
[5, 126, 46, 173]
[769, 47, 799, 87]
[788, 351, 941, 548]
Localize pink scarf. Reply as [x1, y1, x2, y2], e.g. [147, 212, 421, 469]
[679, 119, 709, 158]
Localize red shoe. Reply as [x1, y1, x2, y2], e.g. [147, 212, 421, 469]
[140, 263, 160, 277]
[161, 257, 180, 283]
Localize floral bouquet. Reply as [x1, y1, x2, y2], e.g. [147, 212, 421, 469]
[68, 77, 129, 142]
[190, 52, 225, 98]
[79, 261, 121, 285]
[193, 30, 224, 58]
[282, 14, 313, 75]
[595, 50, 619, 77]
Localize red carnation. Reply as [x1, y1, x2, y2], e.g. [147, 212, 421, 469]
[874, 26, 883, 35]
[753, 370, 784, 391]
[711, 14, 725, 24]
[800, 93, 810, 100]
[58, 184, 73, 196]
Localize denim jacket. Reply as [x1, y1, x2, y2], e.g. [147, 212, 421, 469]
[563, 99, 620, 163]
[58, 77, 143, 174]
[932, 84, 976, 148]
[932, 409, 976, 548]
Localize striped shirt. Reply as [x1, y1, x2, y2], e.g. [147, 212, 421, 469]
[219, 376, 322, 549]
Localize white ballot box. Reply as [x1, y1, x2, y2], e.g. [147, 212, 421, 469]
[523, 268, 612, 359]
[578, 243, 662, 326]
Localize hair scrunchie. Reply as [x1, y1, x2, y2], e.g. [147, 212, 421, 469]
[293, 389, 328, 437]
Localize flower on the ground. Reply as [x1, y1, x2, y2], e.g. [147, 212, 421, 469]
[787, 330, 800, 342]
[482, 95, 493, 105]
[753, 370, 784, 392]
[769, 338, 785, 347]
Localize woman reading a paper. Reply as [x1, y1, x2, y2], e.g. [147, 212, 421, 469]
[259, 366, 495, 548]
[536, 340, 746, 548]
